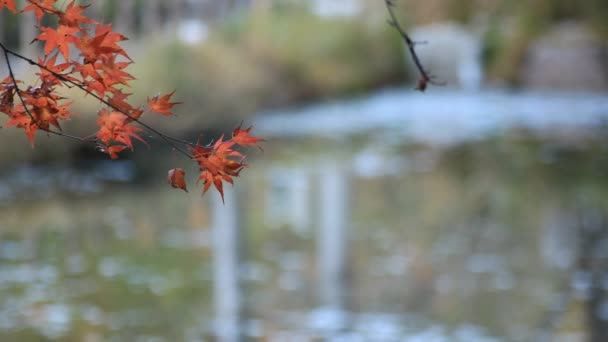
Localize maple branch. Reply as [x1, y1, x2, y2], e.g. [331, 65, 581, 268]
[3, 46, 195, 158]
[0, 42, 94, 144]
[384, 0, 444, 91]
[0, 0, 263, 198]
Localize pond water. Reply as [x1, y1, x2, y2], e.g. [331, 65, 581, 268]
[1, 88, 608, 341]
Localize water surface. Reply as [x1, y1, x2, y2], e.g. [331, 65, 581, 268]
[1, 88, 607, 341]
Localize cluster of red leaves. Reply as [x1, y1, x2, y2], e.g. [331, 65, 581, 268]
[168, 124, 264, 201]
[168, 124, 264, 199]
[0, 0, 263, 199]
[0, 0, 143, 149]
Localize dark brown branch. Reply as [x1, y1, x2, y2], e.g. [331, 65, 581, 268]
[384, 0, 444, 91]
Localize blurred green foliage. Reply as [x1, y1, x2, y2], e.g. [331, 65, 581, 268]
[479, 0, 608, 85]
[404, 0, 608, 85]
[1, 1, 607, 161]
[130, 8, 406, 133]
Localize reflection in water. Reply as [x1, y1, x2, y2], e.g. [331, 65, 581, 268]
[0, 160, 135, 203]
[318, 162, 351, 334]
[212, 186, 244, 342]
[265, 167, 312, 234]
[0, 90, 608, 341]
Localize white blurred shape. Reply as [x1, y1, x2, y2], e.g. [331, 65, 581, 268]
[177, 19, 209, 45]
[313, 0, 362, 17]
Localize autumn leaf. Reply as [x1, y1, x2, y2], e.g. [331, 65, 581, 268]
[0, 0, 16, 14]
[167, 168, 188, 192]
[73, 62, 101, 82]
[147, 90, 181, 116]
[5, 110, 37, 146]
[36, 25, 79, 60]
[93, 24, 130, 59]
[190, 136, 248, 202]
[232, 123, 265, 150]
[3, 83, 76, 146]
[108, 89, 143, 123]
[96, 109, 146, 151]
[37, 54, 75, 85]
[198, 170, 229, 202]
[58, 1, 94, 27]
[0, 77, 17, 112]
[76, 24, 128, 64]
[107, 145, 126, 159]
[94, 55, 134, 87]
[73, 56, 134, 97]
[23, 0, 58, 23]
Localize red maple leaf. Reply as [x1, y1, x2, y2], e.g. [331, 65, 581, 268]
[104, 90, 144, 124]
[106, 145, 126, 160]
[76, 24, 128, 64]
[0, 77, 17, 112]
[37, 25, 79, 60]
[58, 1, 94, 27]
[5, 111, 38, 146]
[167, 168, 188, 192]
[94, 55, 134, 87]
[0, 0, 17, 13]
[147, 90, 181, 116]
[190, 136, 247, 202]
[232, 123, 265, 150]
[37, 53, 75, 85]
[23, 0, 58, 23]
[96, 109, 146, 151]
[92, 24, 130, 59]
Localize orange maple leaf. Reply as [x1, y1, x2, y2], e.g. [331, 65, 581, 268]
[73, 61, 101, 81]
[104, 90, 144, 124]
[232, 123, 265, 150]
[6, 85, 76, 143]
[95, 55, 134, 87]
[76, 24, 128, 64]
[37, 25, 79, 60]
[96, 109, 145, 151]
[5, 112, 38, 146]
[23, 0, 58, 23]
[106, 145, 126, 160]
[147, 90, 181, 116]
[0, 77, 17, 112]
[167, 168, 188, 192]
[0, 0, 17, 13]
[190, 136, 247, 202]
[95, 24, 129, 50]
[58, 1, 94, 27]
[37, 54, 74, 85]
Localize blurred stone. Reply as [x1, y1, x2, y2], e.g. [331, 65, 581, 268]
[409, 22, 483, 91]
[522, 22, 608, 90]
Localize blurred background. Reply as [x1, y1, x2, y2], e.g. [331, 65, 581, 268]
[1, 0, 608, 341]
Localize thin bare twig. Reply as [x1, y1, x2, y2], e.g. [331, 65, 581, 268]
[384, 0, 444, 91]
